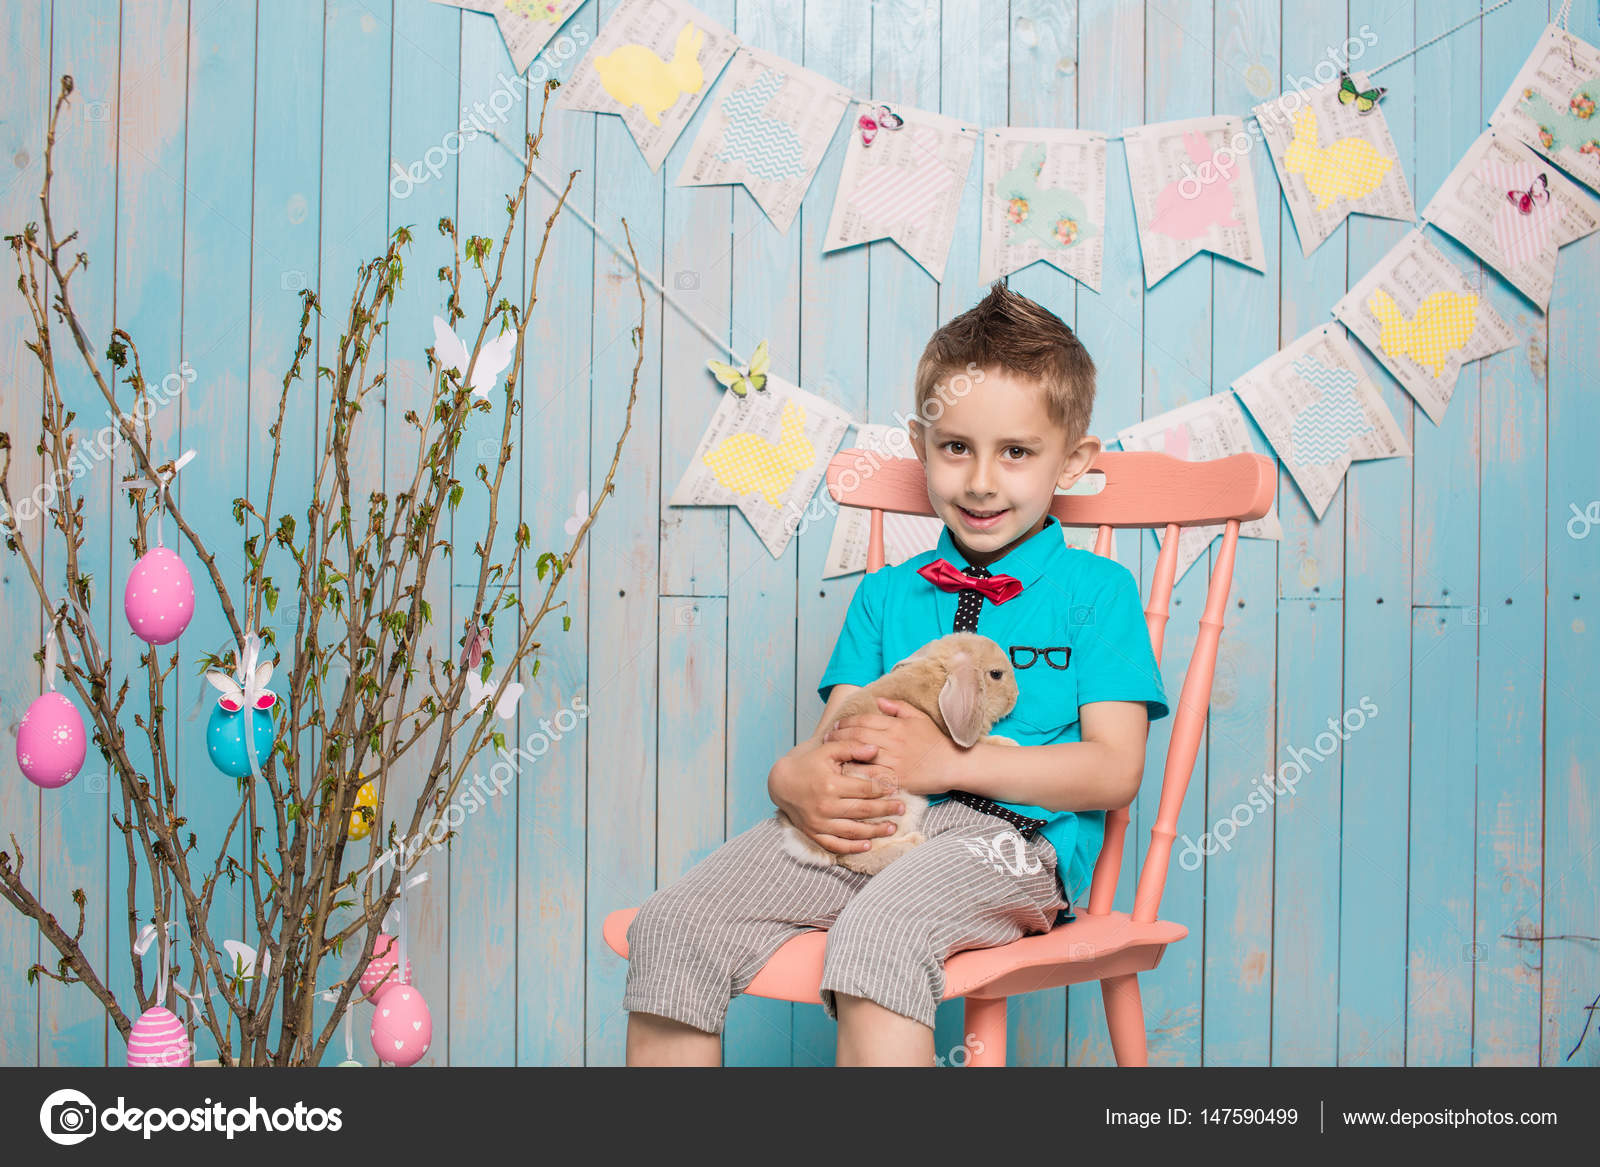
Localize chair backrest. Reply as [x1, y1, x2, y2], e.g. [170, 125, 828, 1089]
[824, 449, 1276, 925]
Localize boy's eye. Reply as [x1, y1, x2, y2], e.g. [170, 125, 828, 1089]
[1005, 446, 1029, 459]
[942, 441, 966, 455]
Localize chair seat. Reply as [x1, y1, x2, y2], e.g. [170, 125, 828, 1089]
[602, 906, 1186, 1004]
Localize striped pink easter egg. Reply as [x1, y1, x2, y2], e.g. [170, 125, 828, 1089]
[123, 546, 196, 645]
[357, 933, 411, 998]
[369, 985, 431, 1068]
[127, 1006, 190, 1067]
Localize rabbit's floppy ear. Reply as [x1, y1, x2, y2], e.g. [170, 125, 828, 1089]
[937, 664, 986, 748]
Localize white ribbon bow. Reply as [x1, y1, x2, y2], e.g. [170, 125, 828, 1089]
[119, 448, 195, 549]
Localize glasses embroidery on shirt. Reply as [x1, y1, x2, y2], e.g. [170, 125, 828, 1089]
[1009, 645, 1071, 670]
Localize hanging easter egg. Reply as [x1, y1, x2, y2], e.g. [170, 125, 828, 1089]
[123, 546, 196, 645]
[348, 778, 378, 840]
[369, 984, 431, 1068]
[336, 1059, 362, 1068]
[16, 691, 88, 789]
[205, 652, 279, 780]
[357, 933, 411, 998]
[205, 692, 276, 779]
[126, 1005, 190, 1067]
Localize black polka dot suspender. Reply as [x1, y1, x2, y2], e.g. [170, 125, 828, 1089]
[944, 563, 1049, 839]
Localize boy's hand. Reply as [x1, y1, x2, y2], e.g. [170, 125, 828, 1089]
[769, 738, 906, 856]
[822, 697, 966, 796]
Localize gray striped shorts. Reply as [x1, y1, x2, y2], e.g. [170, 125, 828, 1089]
[622, 799, 1068, 1033]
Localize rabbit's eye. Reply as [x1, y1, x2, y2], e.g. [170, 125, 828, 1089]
[988, 669, 1003, 680]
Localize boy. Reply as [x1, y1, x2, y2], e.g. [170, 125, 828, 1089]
[623, 281, 1169, 1066]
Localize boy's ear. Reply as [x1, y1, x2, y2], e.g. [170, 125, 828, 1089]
[907, 418, 927, 462]
[1056, 433, 1103, 490]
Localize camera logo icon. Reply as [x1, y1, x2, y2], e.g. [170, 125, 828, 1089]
[40, 1088, 97, 1146]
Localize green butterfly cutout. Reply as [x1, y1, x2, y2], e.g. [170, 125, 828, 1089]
[1337, 71, 1386, 115]
[707, 339, 770, 397]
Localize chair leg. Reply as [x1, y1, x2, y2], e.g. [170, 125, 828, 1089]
[962, 996, 1007, 1067]
[1101, 973, 1148, 1066]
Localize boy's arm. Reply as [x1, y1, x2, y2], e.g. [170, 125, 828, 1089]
[950, 700, 1150, 811]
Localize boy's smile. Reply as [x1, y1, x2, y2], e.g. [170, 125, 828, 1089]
[908, 366, 1101, 569]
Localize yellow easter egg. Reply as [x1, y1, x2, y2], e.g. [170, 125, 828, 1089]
[348, 778, 378, 840]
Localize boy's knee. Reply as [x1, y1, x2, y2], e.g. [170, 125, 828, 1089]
[827, 895, 936, 965]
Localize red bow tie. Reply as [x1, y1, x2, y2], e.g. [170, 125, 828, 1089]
[917, 559, 1023, 604]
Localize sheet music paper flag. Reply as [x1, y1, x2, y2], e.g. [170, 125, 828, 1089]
[822, 103, 978, 283]
[1422, 130, 1599, 312]
[1123, 115, 1267, 287]
[674, 45, 851, 233]
[1332, 228, 1517, 424]
[557, 0, 739, 172]
[1232, 325, 1410, 520]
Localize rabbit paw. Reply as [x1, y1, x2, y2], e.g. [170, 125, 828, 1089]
[982, 734, 1019, 747]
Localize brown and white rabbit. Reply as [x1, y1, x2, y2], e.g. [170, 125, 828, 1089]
[777, 632, 1020, 875]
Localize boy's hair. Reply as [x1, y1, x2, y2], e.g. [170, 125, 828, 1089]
[913, 280, 1095, 443]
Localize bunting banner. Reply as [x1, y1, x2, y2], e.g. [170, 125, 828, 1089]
[1116, 395, 1283, 583]
[822, 102, 979, 283]
[1123, 115, 1268, 287]
[978, 128, 1108, 290]
[1331, 228, 1517, 424]
[1421, 129, 1600, 312]
[669, 374, 852, 559]
[435, 0, 585, 74]
[1488, 22, 1600, 196]
[556, 0, 739, 172]
[1252, 73, 1415, 256]
[674, 44, 853, 233]
[1232, 324, 1410, 520]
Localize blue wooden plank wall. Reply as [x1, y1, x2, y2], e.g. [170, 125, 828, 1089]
[1, 0, 1595, 1066]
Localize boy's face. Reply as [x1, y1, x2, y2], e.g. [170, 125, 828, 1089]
[908, 366, 1101, 568]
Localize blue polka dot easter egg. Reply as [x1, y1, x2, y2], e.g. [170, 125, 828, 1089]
[206, 689, 278, 779]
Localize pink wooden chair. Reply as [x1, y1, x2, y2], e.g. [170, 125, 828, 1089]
[604, 448, 1276, 1065]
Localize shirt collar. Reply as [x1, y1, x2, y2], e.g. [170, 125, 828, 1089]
[932, 513, 1067, 590]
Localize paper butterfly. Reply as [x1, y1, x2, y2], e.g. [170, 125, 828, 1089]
[1507, 172, 1550, 213]
[857, 104, 903, 147]
[1337, 71, 1386, 114]
[465, 669, 524, 721]
[564, 490, 589, 537]
[707, 338, 770, 397]
[433, 316, 517, 400]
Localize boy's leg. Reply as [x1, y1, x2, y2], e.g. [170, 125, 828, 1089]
[623, 815, 870, 1060]
[820, 800, 1068, 1066]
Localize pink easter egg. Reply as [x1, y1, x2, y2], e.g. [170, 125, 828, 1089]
[15, 691, 88, 789]
[369, 984, 431, 1068]
[123, 546, 196, 645]
[127, 1005, 190, 1067]
[358, 933, 412, 998]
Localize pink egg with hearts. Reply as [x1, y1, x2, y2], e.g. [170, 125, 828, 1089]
[124, 546, 196, 645]
[127, 1005, 191, 1067]
[358, 933, 411, 998]
[369, 984, 431, 1068]
[16, 690, 88, 789]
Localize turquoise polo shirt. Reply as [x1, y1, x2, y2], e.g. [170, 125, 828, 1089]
[817, 514, 1169, 922]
